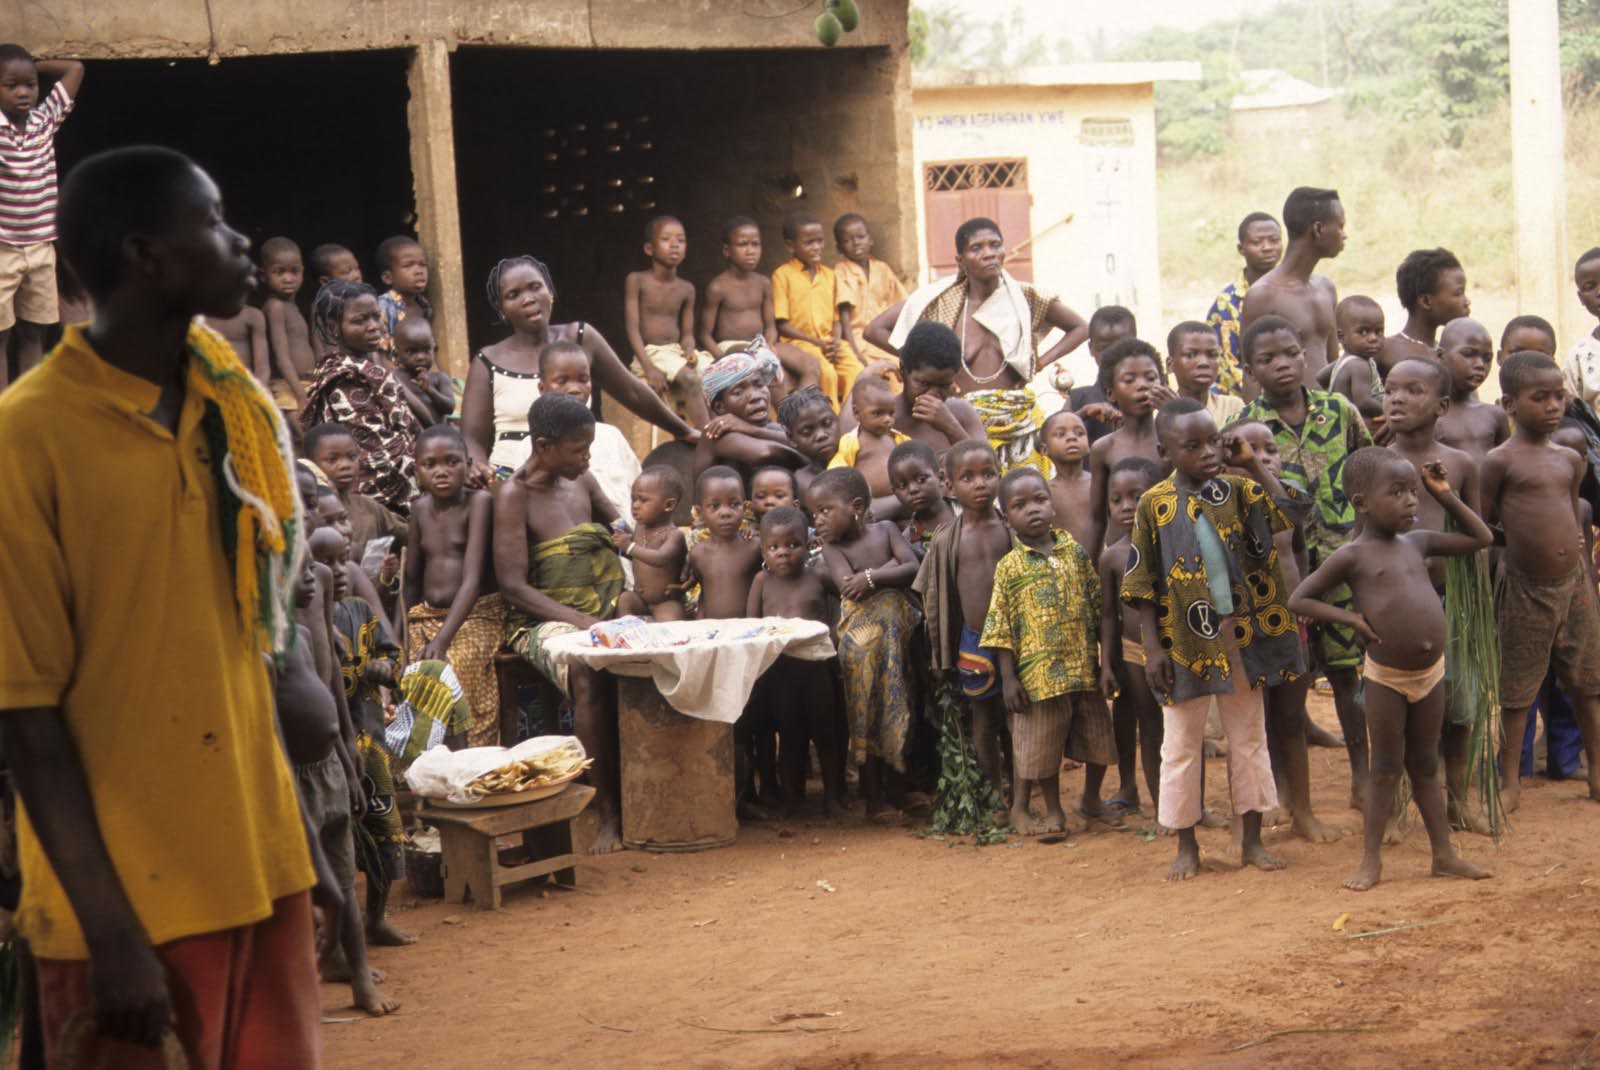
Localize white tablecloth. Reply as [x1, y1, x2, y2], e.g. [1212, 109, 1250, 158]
[543, 618, 835, 724]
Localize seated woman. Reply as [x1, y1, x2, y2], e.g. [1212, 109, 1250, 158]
[862, 216, 1088, 476]
[460, 255, 698, 483]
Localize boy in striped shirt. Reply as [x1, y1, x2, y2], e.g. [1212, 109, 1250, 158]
[0, 44, 83, 386]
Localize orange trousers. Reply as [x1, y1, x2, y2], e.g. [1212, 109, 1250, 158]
[36, 891, 319, 1070]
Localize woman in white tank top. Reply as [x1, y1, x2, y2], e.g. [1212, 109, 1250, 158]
[459, 255, 697, 481]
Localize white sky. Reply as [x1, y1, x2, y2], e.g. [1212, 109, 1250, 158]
[933, 0, 1293, 56]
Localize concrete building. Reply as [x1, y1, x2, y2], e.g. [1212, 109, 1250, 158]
[1229, 68, 1344, 142]
[13, 0, 916, 377]
[909, 62, 1198, 390]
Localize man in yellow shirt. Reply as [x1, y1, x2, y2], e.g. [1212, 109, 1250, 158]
[0, 147, 333, 1066]
[772, 208, 858, 406]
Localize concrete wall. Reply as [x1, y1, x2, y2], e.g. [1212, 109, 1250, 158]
[15, 1, 915, 380]
[450, 46, 913, 354]
[911, 82, 1163, 385]
[10, 0, 904, 59]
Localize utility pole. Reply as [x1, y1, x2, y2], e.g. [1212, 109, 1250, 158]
[1507, 0, 1569, 344]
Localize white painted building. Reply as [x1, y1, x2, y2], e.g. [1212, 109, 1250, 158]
[910, 63, 1200, 392]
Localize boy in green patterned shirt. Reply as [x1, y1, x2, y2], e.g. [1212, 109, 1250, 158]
[981, 467, 1114, 836]
[1238, 314, 1373, 811]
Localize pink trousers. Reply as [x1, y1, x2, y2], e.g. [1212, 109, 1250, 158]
[1157, 632, 1278, 830]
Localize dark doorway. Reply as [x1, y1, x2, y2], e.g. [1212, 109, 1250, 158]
[450, 46, 886, 359]
[54, 51, 415, 289]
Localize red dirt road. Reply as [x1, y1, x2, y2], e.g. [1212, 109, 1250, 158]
[322, 697, 1600, 1069]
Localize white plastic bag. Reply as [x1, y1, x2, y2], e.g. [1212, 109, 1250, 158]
[405, 735, 587, 804]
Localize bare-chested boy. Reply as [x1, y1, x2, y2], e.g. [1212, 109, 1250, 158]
[615, 465, 689, 621]
[913, 442, 1012, 796]
[1327, 295, 1386, 435]
[280, 562, 397, 1016]
[1042, 409, 1093, 550]
[889, 439, 954, 558]
[1436, 316, 1509, 459]
[829, 374, 907, 518]
[1240, 186, 1344, 385]
[1087, 339, 1168, 555]
[1382, 358, 1490, 831]
[495, 392, 626, 852]
[687, 465, 763, 619]
[626, 214, 710, 427]
[1289, 448, 1492, 891]
[1098, 457, 1163, 821]
[206, 271, 269, 386]
[1379, 247, 1470, 378]
[1498, 314, 1558, 365]
[1482, 353, 1600, 812]
[262, 236, 315, 409]
[748, 506, 844, 815]
[690, 464, 773, 809]
[404, 423, 503, 748]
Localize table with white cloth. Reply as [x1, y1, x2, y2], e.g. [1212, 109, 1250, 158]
[544, 618, 835, 851]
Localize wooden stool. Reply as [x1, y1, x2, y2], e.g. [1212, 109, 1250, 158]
[421, 783, 595, 909]
[493, 650, 561, 746]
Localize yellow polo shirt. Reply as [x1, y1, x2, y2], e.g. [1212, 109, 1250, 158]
[0, 327, 313, 960]
[771, 258, 839, 360]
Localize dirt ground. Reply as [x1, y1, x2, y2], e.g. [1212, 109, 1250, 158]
[323, 694, 1600, 1069]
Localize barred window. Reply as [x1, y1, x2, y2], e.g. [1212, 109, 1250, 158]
[923, 159, 1028, 192]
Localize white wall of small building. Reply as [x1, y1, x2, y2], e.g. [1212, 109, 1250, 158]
[910, 81, 1163, 392]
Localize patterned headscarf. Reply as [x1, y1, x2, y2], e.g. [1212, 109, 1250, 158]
[702, 336, 781, 406]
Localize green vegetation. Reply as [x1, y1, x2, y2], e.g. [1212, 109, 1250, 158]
[1156, 93, 1600, 302]
[908, 3, 1074, 70]
[1109, 0, 1600, 158]
[909, 2, 1600, 326]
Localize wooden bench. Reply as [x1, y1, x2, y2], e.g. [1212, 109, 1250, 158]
[420, 783, 595, 909]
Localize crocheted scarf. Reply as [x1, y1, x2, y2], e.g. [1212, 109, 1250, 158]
[187, 321, 305, 655]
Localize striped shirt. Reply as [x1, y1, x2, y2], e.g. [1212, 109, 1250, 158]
[0, 82, 74, 245]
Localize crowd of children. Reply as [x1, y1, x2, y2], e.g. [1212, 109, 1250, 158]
[7, 41, 1600, 1062]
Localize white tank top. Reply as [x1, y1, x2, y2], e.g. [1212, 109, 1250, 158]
[479, 352, 543, 473]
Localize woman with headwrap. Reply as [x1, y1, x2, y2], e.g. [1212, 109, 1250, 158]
[863, 217, 1089, 475]
[459, 255, 698, 482]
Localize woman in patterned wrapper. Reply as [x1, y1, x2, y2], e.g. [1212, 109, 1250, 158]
[301, 279, 421, 515]
[863, 216, 1089, 475]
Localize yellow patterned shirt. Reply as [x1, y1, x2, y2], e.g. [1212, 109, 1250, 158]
[979, 529, 1100, 702]
[1205, 272, 1249, 396]
[1120, 474, 1307, 704]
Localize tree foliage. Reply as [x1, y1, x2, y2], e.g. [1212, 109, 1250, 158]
[909, 2, 1073, 71]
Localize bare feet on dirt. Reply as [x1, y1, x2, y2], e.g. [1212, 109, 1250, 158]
[367, 920, 417, 947]
[1241, 842, 1288, 871]
[1432, 854, 1490, 881]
